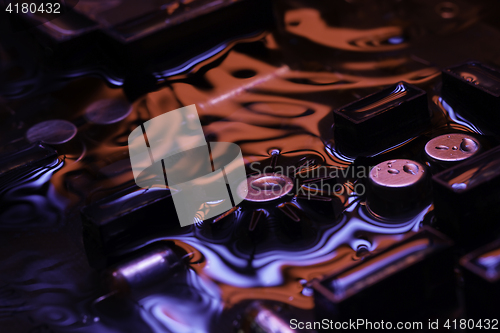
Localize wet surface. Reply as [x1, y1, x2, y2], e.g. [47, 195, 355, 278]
[2, 0, 500, 332]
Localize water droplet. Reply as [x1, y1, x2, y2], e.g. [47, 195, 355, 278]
[460, 138, 477, 152]
[435, 145, 449, 150]
[387, 168, 400, 174]
[403, 163, 419, 175]
[451, 183, 467, 191]
[452, 146, 458, 150]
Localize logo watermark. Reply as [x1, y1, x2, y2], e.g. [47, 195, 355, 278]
[128, 104, 247, 227]
[242, 162, 369, 201]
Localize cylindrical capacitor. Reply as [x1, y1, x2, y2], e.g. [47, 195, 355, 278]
[25, 119, 80, 155]
[83, 98, 132, 143]
[85, 99, 132, 125]
[366, 159, 430, 217]
[104, 244, 181, 294]
[238, 302, 308, 333]
[424, 133, 481, 171]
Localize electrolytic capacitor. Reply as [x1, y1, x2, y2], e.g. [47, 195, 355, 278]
[366, 159, 430, 217]
[103, 243, 182, 295]
[26, 120, 77, 145]
[82, 98, 132, 143]
[432, 144, 500, 246]
[424, 133, 481, 171]
[84, 99, 132, 125]
[25, 119, 80, 155]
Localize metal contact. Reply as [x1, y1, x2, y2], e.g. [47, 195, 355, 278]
[369, 159, 426, 188]
[425, 133, 480, 163]
[26, 119, 77, 145]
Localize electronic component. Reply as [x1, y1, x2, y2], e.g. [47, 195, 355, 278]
[424, 133, 481, 164]
[25, 119, 79, 155]
[366, 159, 430, 217]
[333, 81, 430, 156]
[26, 120, 77, 145]
[81, 186, 183, 269]
[103, 243, 183, 295]
[432, 144, 500, 245]
[312, 227, 456, 321]
[82, 98, 132, 143]
[70, 0, 272, 47]
[3, 1, 500, 330]
[442, 61, 500, 135]
[18, 0, 274, 97]
[0, 143, 58, 181]
[236, 302, 310, 333]
[460, 238, 500, 319]
[0, 143, 61, 227]
[424, 133, 482, 174]
[84, 99, 132, 126]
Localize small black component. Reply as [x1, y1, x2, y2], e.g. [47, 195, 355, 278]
[313, 227, 456, 320]
[460, 238, 500, 319]
[442, 61, 500, 135]
[432, 145, 500, 246]
[333, 81, 430, 156]
[81, 186, 183, 269]
[0, 143, 58, 182]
